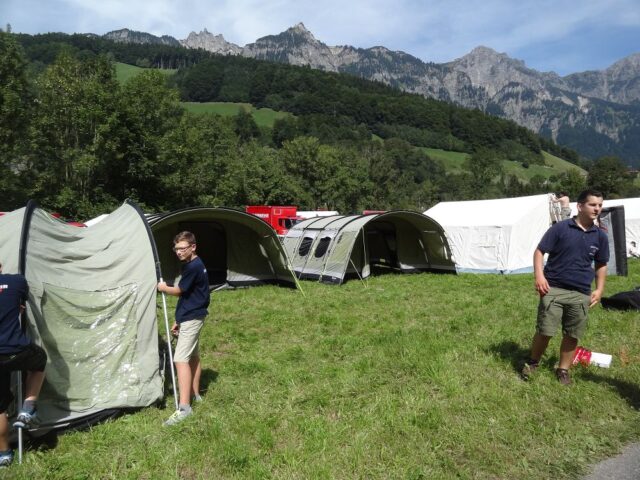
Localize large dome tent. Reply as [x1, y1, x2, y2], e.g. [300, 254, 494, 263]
[147, 206, 297, 289]
[282, 211, 455, 284]
[0, 200, 164, 434]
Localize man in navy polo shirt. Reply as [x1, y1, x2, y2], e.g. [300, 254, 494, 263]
[522, 189, 609, 385]
[0, 261, 47, 467]
[158, 231, 210, 425]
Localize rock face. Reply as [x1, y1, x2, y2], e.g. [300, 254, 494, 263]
[104, 28, 181, 47]
[105, 24, 640, 163]
[180, 28, 242, 55]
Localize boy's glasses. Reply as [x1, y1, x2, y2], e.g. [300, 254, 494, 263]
[172, 244, 193, 253]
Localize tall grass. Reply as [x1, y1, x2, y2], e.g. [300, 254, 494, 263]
[7, 261, 640, 479]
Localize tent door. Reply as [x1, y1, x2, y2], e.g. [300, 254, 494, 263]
[179, 221, 227, 286]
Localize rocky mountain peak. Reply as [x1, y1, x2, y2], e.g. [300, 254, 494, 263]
[181, 29, 242, 55]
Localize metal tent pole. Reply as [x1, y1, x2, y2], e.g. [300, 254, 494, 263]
[159, 276, 179, 411]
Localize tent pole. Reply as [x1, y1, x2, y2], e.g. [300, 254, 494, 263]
[273, 237, 306, 296]
[159, 279, 179, 411]
[361, 230, 369, 287]
[349, 258, 367, 287]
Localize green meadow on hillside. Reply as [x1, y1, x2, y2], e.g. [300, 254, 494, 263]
[9, 261, 640, 479]
[181, 102, 291, 127]
[423, 148, 586, 181]
[115, 62, 175, 83]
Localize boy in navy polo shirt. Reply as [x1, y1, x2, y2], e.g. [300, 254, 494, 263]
[158, 232, 210, 425]
[0, 261, 47, 467]
[522, 189, 609, 385]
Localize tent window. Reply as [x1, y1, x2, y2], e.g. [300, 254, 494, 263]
[298, 237, 314, 256]
[314, 237, 331, 258]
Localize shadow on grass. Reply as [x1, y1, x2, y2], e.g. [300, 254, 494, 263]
[581, 371, 640, 410]
[486, 340, 559, 374]
[200, 368, 219, 395]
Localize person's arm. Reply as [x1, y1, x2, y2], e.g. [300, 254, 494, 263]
[157, 281, 182, 297]
[590, 263, 607, 307]
[533, 248, 549, 297]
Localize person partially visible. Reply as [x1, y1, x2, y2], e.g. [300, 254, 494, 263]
[554, 191, 571, 220]
[0, 262, 47, 467]
[522, 189, 609, 386]
[157, 232, 210, 426]
[628, 241, 640, 258]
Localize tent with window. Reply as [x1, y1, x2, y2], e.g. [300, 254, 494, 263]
[424, 194, 553, 274]
[147, 207, 297, 289]
[282, 211, 455, 284]
[0, 200, 164, 433]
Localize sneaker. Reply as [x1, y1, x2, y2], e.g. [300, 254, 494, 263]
[163, 408, 192, 426]
[192, 394, 203, 403]
[0, 450, 13, 468]
[556, 368, 572, 386]
[13, 409, 39, 429]
[521, 361, 539, 381]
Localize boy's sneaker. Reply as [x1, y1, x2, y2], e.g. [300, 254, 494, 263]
[164, 408, 192, 426]
[556, 368, 572, 386]
[13, 409, 39, 429]
[521, 361, 539, 381]
[192, 394, 203, 403]
[0, 450, 13, 468]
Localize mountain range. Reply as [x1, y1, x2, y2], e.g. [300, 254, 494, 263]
[104, 24, 640, 165]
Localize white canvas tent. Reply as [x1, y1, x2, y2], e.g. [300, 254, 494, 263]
[425, 194, 553, 274]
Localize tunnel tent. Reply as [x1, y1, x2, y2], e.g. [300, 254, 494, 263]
[282, 211, 455, 284]
[147, 206, 297, 289]
[0, 200, 164, 433]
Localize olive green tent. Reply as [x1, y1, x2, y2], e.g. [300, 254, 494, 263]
[147, 207, 297, 289]
[282, 211, 455, 284]
[0, 201, 163, 432]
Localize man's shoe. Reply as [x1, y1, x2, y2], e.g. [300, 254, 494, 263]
[164, 408, 192, 426]
[13, 409, 39, 429]
[0, 450, 13, 468]
[521, 361, 539, 381]
[556, 368, 572, 386]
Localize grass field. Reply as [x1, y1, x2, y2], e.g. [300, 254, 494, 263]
[7, 261, 640, 479]
[423, 148, 586, 181]
[115, 62, 176, 83]
[182, 102, 292, 128]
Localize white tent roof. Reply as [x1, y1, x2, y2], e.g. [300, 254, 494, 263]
[425, 194, 552, 274]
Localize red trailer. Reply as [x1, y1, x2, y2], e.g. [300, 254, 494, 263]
[245, 206, 301, 236]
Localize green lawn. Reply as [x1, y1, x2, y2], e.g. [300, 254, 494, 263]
[115, 62, 175, 83]
[423, 148, 586, 182]
[182, 102, 292, 127]
[8, 261, 640, 479]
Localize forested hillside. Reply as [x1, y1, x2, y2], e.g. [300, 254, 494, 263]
[2, 31, 637, 219]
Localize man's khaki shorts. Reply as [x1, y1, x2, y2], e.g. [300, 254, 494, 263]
[174, 319, 204, 363]
[536, 287, 590, 339]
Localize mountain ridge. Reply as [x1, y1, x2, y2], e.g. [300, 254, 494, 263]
[104, 25, 640, 164]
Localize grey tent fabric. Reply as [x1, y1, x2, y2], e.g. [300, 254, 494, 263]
[148, 207, 297, 289]
[282, 211, 455, 284]
[0, 202, 163, 431]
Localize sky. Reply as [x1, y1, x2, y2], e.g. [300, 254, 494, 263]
[2, 0, 639, 76]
